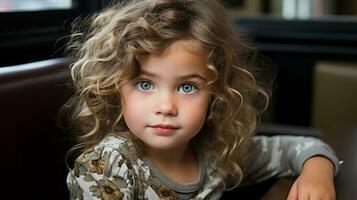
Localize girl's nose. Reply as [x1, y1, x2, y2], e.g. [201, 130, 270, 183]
[155, 93, 178, 116]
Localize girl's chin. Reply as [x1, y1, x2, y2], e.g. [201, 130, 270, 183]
[144, 141, 188, 151]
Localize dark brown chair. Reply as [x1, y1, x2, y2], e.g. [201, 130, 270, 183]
[0, 57, 73, 199]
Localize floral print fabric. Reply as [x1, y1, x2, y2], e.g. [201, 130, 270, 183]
[67, 135, 340, 200]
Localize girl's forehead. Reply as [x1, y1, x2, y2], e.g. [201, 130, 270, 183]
[136, 39, 209, 66]
[134, 39, 212, 78]
[168, 39, 208, 56]
[138, 39, 208, 67]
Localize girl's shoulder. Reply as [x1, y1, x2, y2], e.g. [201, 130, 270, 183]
[79, 135, 130, 159]
[73, 134, 142, 176]
[68, 135, 147, 199]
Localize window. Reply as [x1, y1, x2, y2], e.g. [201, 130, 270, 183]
[0, 0, 72, 12]
[0, 0, 83, 66]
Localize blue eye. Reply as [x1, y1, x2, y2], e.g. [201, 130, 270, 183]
[136, 81, 153, 91]
[179, 83, 198, 94]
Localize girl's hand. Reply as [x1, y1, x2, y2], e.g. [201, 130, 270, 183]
[287, 156, 336, 200]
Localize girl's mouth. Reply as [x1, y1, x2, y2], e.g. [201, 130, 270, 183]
[149, 124, 179, 134]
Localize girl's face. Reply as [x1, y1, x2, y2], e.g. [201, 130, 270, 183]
[120, 40, 211, 151]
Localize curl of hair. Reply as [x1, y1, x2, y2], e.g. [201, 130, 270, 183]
[62, 0, 275, 189]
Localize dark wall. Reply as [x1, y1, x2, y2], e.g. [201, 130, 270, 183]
[236, 17, 357, 126]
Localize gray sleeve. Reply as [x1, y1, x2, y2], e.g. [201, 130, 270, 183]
[240, 135, 341, 185]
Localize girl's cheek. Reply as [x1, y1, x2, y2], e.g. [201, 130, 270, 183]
[182, 95, 209, 120]
[126, 95, 148, 114]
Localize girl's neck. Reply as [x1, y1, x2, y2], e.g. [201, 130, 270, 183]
[145, 143, 191, 168]
[144, 143, 199, 183]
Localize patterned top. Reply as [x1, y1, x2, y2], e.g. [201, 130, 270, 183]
[67, 135, 340, 200]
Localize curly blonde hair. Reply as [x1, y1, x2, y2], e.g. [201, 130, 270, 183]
[64, 0, 273, 189]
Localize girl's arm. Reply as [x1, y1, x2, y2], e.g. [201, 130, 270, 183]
[287, 155, 336, 200]
[240, 135, 341, 185]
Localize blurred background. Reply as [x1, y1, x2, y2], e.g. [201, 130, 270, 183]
[1, 0, 356, 129]
[1, 0, 356, 199]
[224, 0, 357, 131]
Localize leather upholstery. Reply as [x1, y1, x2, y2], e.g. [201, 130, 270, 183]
[1, 57, 73, 199]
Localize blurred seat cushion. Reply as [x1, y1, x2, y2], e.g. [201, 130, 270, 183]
[312, 61, 357, 130]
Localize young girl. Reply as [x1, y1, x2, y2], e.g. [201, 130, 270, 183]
[65, 0, 340, 199]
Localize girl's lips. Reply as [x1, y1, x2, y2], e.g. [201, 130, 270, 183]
[149, 124, 179, 135]
[150, 124, 179, 129]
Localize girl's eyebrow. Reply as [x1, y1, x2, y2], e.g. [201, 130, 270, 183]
[180, 74, 207, 82]
[140, 69, 208, 82]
